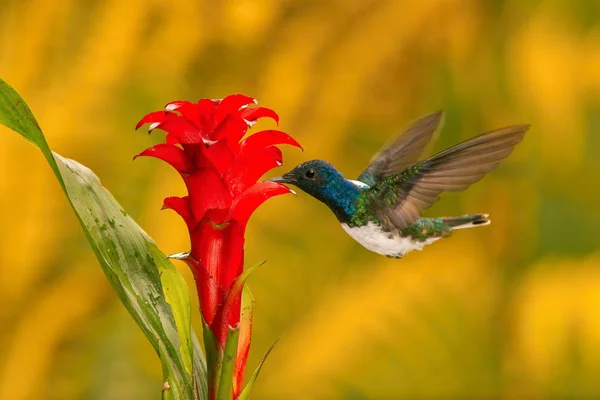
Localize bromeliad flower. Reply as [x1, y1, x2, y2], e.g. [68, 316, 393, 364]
[135, 94, 301, 399]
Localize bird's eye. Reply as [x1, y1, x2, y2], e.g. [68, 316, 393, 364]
[305, 169, 316, 179]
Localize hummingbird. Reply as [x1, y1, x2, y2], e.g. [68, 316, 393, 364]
[268, 111, 529, 258]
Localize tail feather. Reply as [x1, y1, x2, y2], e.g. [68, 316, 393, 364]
[443, 214, 490, 230]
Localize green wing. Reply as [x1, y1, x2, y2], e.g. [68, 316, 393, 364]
[357, 111, 444, 186]
[362, 124, 529, 230]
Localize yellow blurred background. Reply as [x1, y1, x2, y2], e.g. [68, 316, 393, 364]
[1, 0, 600, 399]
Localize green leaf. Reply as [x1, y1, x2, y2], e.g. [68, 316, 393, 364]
[237, 336, 279, 400]
[202, 320, 223, 398]
[216, 326, 240, 400]
[0, 80, 46, 146]
[0, 78, 207, 400]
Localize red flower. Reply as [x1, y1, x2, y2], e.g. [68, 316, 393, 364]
[135, 94, 301, 398]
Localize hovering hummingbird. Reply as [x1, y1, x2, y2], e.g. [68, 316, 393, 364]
[268, 112, 529, 258]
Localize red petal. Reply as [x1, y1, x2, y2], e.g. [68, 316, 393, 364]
[240, 106, 279, 125]
[190, 219, 245, 332]
[164, 100, 192, 111]
[154, 115, 206, 144]
[210, 220, 244, 293]
[214, 94, 256, 126]
[135, 111, 168, 130]
[134, 144, 194, 173]
[204, 208, 229, 225]
[228, 181, 293, 225]
[187, 257, 224, 328]
[179, 143, 215, 170]
[196, 99, 219, 130]
[184, 169, 232, 221]
[238, 129, 303, 157]
[166, 101, 200, 127]
[210, 113, 249, 143]
[202, 139, 234, 175]
[167, 100, 218, 132]
[225, 146, 282, 196]
[166, 133, 180, 145]
[162, 196, 195, 230]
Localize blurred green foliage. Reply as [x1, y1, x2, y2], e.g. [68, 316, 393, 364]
[1, 0, 600, 399]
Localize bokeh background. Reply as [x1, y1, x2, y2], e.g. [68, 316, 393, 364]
[1, 0, 600, 399]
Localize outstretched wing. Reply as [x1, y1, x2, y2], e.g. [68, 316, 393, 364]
[364, 124, 529, 230]
[357, 111, 444, 186]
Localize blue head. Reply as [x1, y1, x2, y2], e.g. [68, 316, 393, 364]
[267, 160, 361, 221]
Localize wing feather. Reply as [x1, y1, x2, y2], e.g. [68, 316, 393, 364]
[367, 124, 529, 230]
[357, 111, 444, 186]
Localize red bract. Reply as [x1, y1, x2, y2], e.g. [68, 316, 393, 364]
[135, 95, 301, 398]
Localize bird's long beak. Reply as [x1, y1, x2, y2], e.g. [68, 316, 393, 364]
[265, 172, 296, 184]
[265, 176, 286, 183]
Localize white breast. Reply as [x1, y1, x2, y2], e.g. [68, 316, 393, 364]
[340, 222, 440, 256]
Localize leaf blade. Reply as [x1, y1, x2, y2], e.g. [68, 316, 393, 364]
[0, 77, 207, 399]
[216, 326, 240, 400]
[237, 336, 279, 400]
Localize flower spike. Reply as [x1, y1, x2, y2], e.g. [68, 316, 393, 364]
[135, 94, 300, 400]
